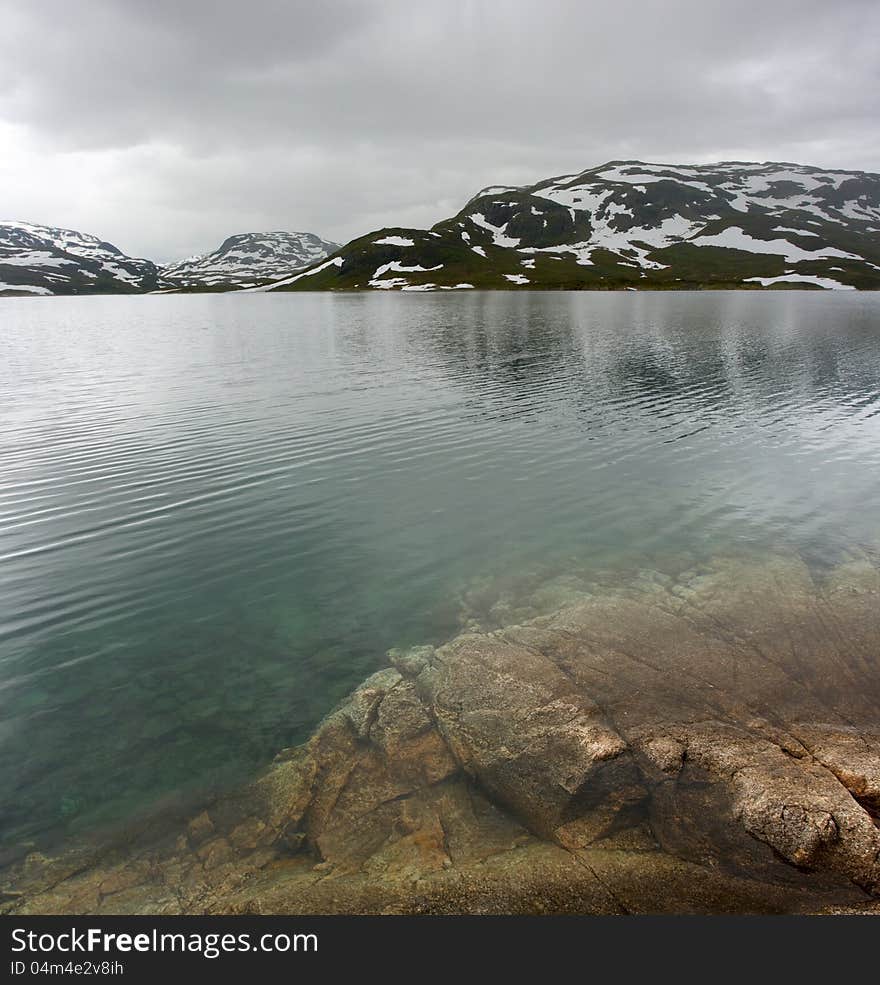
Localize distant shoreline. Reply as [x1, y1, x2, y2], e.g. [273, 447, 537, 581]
[3, 283, 878, 299]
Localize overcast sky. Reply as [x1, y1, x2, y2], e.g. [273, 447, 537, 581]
[1, 0, 877, 262]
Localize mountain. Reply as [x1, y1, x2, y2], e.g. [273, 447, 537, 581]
[161, 231, 340, 290]
[259, 161, 880, 292]
[0, 220, 160, 296]
[5, 163, 877, 296]
[0, 224, 339, 296]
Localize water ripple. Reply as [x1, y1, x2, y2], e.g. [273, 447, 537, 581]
[1, 290, 879, 849]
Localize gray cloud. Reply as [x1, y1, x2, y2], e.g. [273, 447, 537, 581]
[1, 0, 877, 261]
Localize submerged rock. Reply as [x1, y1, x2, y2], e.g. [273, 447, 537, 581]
[4, 551, 880, 914]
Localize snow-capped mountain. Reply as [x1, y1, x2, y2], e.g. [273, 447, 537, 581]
[0, 220, 160, 296]
[0, 224, 339, 296]
[161, 231, 340, 290]
[261, 161, 880, 292]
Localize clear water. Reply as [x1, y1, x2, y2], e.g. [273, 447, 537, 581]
[1, 290, 879, 854]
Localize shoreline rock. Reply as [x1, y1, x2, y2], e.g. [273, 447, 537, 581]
[4, 551, 880, 914]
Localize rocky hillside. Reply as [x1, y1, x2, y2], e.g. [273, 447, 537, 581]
[161, 230, 339, 290]
[261, 161, 880, 292]
[0, 220, 159, 296]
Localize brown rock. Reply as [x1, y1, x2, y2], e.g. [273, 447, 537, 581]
[5, 552, 880, 914]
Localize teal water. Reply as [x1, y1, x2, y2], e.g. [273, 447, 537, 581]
[1, 290, 879, 854]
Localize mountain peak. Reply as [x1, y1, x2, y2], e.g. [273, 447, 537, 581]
[161, 230, 341, 290]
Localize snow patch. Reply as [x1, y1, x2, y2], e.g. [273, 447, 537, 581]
[374, 236, 415, 247]
[469, 213, 521, 247]
[369, 260, 443, 289]
[372, 260, 442, 278]
[243, 255, 343, 292]
[0, 281, 52, 294]
[1, 251, 78, 267]
[744, 273, 855, 290]
[371, 277, 409, 290]
[692, 226, 859, 262]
